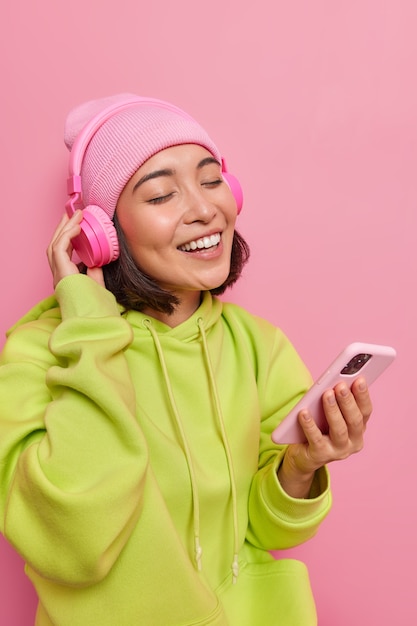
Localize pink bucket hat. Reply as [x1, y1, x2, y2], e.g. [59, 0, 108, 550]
[64, 93, 222, 220]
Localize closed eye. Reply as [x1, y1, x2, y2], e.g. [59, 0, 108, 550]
[202, 179, 223, 188]
[147, 193, 174, 205]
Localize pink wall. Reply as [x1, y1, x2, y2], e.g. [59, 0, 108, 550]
[1, 1, 415, 623]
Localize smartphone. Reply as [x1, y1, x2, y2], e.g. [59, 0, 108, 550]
[271, 342, 396, 445]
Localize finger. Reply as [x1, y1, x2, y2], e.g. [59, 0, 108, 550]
[47, 211, 82, 261]
[295, 410, 333, 471]
[298, 410, 326, 448]
[50, 210, 82, 239]
[331, 384, 366, 453]
[53, 212, 72, 234]
[47, 212, 83, 286]
[321, 388, 354, 452]
[351, 377, 373, 427]
[47, 214, 71, 255]
[87, 266, 106, 287]
[334, 383, 365, 432]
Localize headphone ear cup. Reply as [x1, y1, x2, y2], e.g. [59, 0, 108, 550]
[222, 172, 243, 214]
[71, 205, 120, 268]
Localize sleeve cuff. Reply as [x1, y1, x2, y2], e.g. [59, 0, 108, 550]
[261, 455, 332, 526]
[55, 274, 120, 320]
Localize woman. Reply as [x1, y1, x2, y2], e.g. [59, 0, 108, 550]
[0, 93, 372, 625]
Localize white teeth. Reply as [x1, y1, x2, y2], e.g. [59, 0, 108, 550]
[180, 233, 221, 252]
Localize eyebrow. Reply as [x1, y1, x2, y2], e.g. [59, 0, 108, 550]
[197, 156, 221, 169]
[132, 168, 174, 192]
[132, 156, 221, 193]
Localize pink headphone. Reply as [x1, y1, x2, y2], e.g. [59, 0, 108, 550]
[66, 97, 243, 268]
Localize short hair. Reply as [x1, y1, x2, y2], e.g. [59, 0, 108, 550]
[101, 214, 250, 314]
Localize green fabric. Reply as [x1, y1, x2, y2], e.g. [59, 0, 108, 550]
[0, 275, 331, 625]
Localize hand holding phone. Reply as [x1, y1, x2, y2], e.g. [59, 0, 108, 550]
[271, 342, 396, 445]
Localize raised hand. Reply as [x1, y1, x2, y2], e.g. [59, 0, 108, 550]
[47, 212, 105, 288]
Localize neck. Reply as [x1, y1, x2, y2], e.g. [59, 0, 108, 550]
[143, 291, 203, 328]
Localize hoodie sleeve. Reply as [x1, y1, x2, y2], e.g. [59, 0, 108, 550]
[247, 326, 332, 550]
[0, 274, 148, 586]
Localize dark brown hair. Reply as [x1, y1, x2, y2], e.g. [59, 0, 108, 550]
[101, 213, 250, 314]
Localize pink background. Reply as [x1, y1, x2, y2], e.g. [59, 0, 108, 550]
[1, 1, 415, 624]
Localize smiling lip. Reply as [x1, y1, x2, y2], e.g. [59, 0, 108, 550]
[178, 232, 221, 252]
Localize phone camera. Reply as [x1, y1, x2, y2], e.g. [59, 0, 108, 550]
[340, 353, 372, 375]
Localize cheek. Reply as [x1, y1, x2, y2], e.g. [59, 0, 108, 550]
[229, 209, 238, 230]
[224, 190, 239, 225]
[225, 208, 238, 238]
[116, 212, 148, 264]
[119, 212, 176, 259]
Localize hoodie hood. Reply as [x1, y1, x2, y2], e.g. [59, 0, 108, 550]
[124, 291, 223, 340]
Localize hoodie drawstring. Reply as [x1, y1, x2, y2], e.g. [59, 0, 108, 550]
[143, 317, 240, 584]
[143, 319, 203, 571]
[197, 318, 240, 584]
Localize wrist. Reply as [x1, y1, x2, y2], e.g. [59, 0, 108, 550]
[277, 451, 316, 499]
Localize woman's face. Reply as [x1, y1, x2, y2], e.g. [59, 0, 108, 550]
[116, 144, 238, 304]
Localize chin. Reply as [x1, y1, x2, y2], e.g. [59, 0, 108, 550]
[200, 271, 230, 292]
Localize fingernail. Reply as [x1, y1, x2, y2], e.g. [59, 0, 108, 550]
[326, 391, 336, 405]
[340, 385, 349, 397]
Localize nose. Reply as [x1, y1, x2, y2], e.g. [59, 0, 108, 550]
[183, 187, 217, 223]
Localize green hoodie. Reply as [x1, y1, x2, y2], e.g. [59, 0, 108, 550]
[0, 275, 331, 625]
